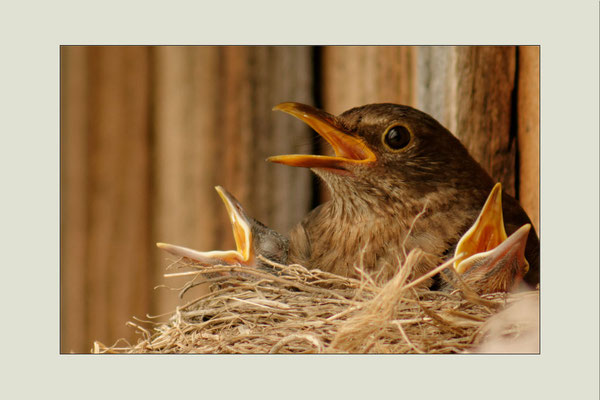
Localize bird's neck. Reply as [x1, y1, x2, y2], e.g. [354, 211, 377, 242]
[322, 179, 476, 246]
[298, 184, 444, 283]
[323, 176, 413, 221]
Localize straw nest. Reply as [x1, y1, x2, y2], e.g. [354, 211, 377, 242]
[94, 250, 539, 354]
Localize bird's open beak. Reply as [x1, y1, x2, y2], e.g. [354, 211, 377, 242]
[157, 186, 254, 265]
[452, 183, 532, 293]
[454, 183, 508, 274]
[215, 186, 253, 261]
[267, 102, 376, 170]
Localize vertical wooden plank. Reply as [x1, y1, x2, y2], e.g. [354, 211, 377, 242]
[375, 46, 417, 105]
[416, 46, 518, 196]
[86, 46, 151, 349]
[416, 47, 456, 123]
[152, 46, 226, 315]
[517, 46, 540, 232]
[61, 46, 89, 353]
[152, 46, 315, 315]
[86, 47, 118, 347]
[108, 47, 152, 345]
[322, 46, 416, 114]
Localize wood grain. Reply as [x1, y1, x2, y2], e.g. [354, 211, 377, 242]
[86, 46, 152, 350]
[61, 46, 89, 353]
[61, 46, 152, 352]
[517, 46, 540, 232]
[322, 46, 416, 113]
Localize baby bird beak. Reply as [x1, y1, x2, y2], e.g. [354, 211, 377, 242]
[454, 183, 531, 293]
[157, 186, 255, 266]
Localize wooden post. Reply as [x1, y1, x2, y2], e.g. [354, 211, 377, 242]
[517, 46, 540, 233]
[61, 46, 90, 353]
[86, 46, 152, 351]
[322, 46, 416, 114]
[61, 46, 152, 352]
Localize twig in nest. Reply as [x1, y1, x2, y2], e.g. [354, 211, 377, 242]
[393, 321, 425, 354]
[401, 253, 458, 291]
[269, 334, 325, 353]
[444, 266, 504, 310]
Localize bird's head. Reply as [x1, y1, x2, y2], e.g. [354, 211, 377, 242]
[268, 102, 492, 203]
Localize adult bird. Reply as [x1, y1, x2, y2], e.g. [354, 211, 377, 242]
[268, 102, 539, 290]
[158, 102, 539, 293]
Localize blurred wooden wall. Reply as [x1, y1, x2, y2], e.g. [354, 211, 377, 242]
[61, 46, 315, 353]
[61, 45, 539, 353]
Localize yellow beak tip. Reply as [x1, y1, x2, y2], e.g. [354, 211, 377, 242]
[272, 102, 292, 112]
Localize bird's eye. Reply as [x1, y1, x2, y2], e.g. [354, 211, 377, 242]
[383, 125, 411, 150]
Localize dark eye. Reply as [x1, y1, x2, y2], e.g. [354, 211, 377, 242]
[384, 125, 411, 150]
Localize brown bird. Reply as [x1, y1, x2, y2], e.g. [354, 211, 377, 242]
[268, 102, 539, 289]
[158, 102, 539, 293]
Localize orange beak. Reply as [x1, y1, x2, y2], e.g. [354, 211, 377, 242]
[267, 102, 376, 171]
[454, 183, 508, 274]
[157, 186, 254, 265]
[453, 183, 532, 293]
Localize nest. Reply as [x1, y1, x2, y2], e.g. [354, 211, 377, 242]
[94, 250, 539, 354]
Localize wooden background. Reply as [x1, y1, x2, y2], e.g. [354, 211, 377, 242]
[60, 45, 539, 353]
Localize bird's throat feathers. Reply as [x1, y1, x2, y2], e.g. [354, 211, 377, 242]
[314, 166, 436, 220]
[295, 182, 471, 282]
[309, 171, 483, 258]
